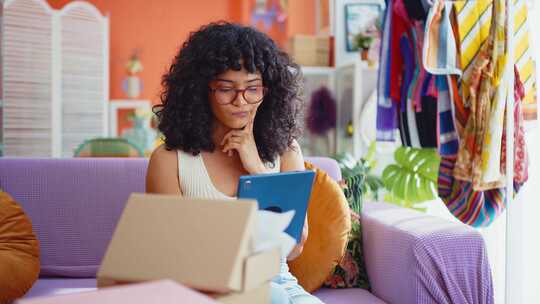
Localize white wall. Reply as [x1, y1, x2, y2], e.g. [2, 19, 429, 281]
[521, 132, 540, 303]
[522, 2, 540, 302]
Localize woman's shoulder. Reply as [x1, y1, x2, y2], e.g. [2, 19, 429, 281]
[146, 144, 183, 194]
[148, 144, 184, 177]
[149, 145, 199, 173]
[150, 144, 178, 164]
[280, 139, 305, 172]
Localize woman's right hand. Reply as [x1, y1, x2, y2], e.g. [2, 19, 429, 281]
[287, 216, 308, 261]
[221, 110, 269, 175]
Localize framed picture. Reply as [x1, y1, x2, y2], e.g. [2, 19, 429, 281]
[344, 2, 384, 52]
[333, 0, 384, 66]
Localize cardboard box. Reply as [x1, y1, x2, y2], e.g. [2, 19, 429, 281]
[16, 280, 218, 304]
[289, 34, 330, 67]
[97, 193, 281, 296]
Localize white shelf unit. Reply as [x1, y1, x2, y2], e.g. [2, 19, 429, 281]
[299, 57, 378, 159]
[335, 58, 378, 159]
[300, 66, 335, 75]
[299, 65, 336, 157]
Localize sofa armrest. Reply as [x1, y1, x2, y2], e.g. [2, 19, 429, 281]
[361, 202, 494, 304]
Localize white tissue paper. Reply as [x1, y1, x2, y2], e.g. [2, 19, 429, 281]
[251, 210, 296, 257]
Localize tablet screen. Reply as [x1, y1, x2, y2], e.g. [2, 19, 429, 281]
[237, 170, 315, 243]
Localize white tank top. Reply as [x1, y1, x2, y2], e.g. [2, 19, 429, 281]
[177, 150, 280, 199]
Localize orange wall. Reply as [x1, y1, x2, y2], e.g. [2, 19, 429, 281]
[49, 0, 234, 105]
[287, 0, 316, 40]
[48, 0, 315, 106]
[238, 0, 316, 51]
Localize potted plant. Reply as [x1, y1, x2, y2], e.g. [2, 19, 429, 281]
[353, 31, 374, 61]
[334, 142, 383, 211]
[329, 142, 383, 289]
[336, 144, 441, 213]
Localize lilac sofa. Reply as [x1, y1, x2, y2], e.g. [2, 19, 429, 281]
[0, 157, 493, 304]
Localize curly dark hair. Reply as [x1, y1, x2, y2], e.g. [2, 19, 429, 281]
[153, 22, 303, 164]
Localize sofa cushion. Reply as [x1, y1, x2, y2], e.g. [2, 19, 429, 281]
[314, 288, 386, 304]
[22, 280, 219, 303]
[24, 278, 97, 298]
[0, 158, 148, 278]
[288, 162, 351, 292]
[26, 281, 388, 304]
[323, 172, 371, 289]
[0, 191, 40, 302]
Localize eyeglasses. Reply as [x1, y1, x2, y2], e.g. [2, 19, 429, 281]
[210, 85, 267, 105]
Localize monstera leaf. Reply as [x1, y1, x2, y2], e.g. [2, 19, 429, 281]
[382, 147, 440, 210]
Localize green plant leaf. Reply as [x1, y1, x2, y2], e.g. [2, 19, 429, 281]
[366, 175, 383, 193]
[382, 147, 440, 204]
[384, 193, 405, 207]
[381, 164, 400, 188]
[333, 151, 384, 210]
[364, 141, 377, 168]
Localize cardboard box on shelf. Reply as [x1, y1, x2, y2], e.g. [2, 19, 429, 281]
[16, 280, 218, 304]
[289, 34, 330, 67]
[97, 193, 281, 303]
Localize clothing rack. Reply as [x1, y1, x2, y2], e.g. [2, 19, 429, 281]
[437, 1, 520, 302]
[441, 2, 519, 302]
[441, 1, 520, 302]
[377, 0, 527, 304]
[429, 2, 519, 302]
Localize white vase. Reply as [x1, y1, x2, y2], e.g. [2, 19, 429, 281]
[122, 116, 157, 154]
[126, 76, 141, 98]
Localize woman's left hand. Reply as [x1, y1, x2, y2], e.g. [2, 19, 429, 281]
[287, 216, 308, 261]
[221, 111, 268, 174]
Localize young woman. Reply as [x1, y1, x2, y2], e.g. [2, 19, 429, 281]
[146, 22, 323, 304]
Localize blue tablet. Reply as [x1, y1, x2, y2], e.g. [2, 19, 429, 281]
[237, 170, 316, 243]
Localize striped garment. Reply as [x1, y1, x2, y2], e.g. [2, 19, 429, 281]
[439, 104, 526, 228]
[433, 0, 524, 227]
[398, 34, 415, 147]
[409, 22, 428, 113]
[423, 0, 461, 156]
[423, 0, 462, 76]
[376, 0, 398, 141]
[479, 0, 509, 187]
[513, 0, 537, 120]
[499, 67, 529, 185]
[453, 0, 505, 190]
[404, 26, 422, 148]
[437, 76, 460, 156]
[454, 0, 537, 120]
[438, 155, 506, 228]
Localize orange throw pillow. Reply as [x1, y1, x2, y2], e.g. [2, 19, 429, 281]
[0, 191, 40, 302]
[288, 162, 351, 292]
